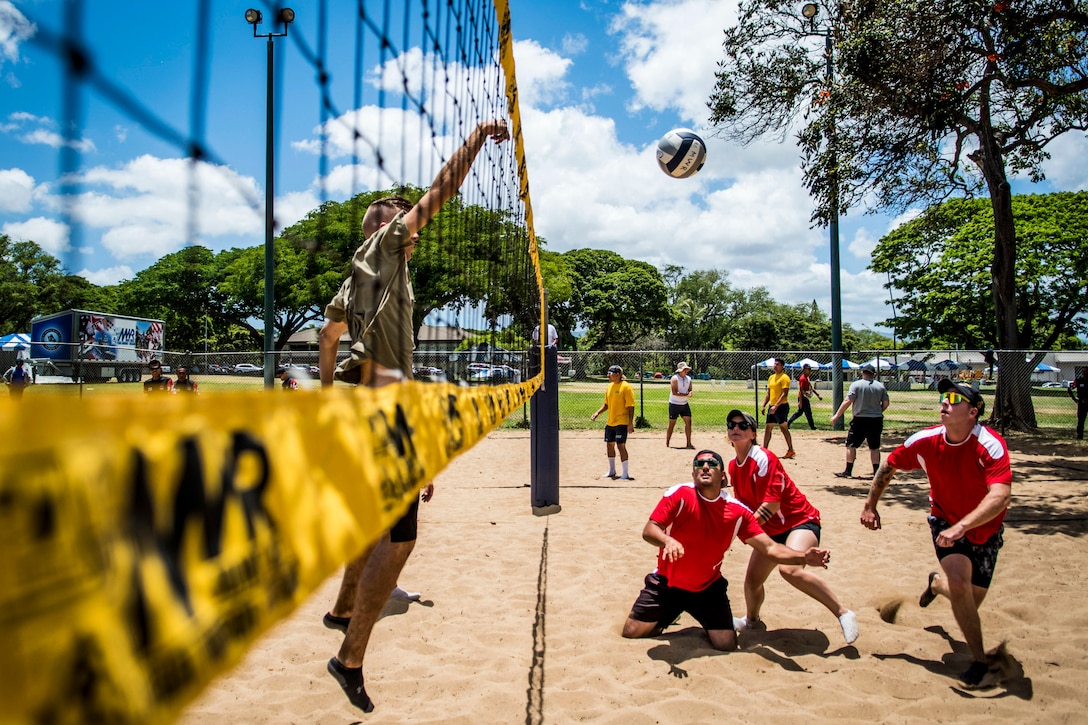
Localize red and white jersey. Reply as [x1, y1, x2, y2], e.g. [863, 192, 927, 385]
[887, 424, 1011, 544]
[649, 482, 764, 592]
[728, 445, 821, 537]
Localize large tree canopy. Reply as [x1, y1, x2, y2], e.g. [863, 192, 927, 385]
[552, 249, 671, 350]
[708, 0, 1088, 429]
[872, 191, 1088, 351]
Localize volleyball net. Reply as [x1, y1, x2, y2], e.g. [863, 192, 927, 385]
[0, 1, 543, 723]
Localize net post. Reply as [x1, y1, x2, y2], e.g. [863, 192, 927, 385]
[530, 345, 561, 515]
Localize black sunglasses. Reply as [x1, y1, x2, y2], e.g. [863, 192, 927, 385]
[693, 458, 722, 469]
[726, 420, 753, 431]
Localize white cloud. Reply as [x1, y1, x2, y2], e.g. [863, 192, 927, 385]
[42, 155, 265, 259]
[0, 167, 35, 212]
[0, 1, 35, 64]
[1039, 133, 1088, 191]
[610, 0, 737, 125]
[77, 265, 134, 286]
[19, 128, 96, 152]
[2, 217, 70, 255]
[562, 33, 589, 56]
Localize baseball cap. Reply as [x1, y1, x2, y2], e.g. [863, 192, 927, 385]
[937, 378, 985, 413]
[675, 361, 691, 373]
[276, 366, 287, 375]
[148, 360, 162, 369]
[860, 363, 875, 373]
[802, 363, 811, 369]
[608, 365, 622, 374]
[726, 409, 757, 430]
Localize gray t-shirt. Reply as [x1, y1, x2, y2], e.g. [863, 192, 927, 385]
[847, 377, 889, 418]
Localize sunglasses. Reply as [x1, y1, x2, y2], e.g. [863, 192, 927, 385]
[693, 458, 722, 469]
[940, 391, 973, 406]
[726, 420, 753, 431]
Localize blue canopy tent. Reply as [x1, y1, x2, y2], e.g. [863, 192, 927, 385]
[821, 359, 861, 370]
[786, 357, 823, 370]
[0, 333, 30, 351]
[859, 357, 898, 370]
[932, 359, 960, 370]
[902, 359, 931, 372]
[1035, 362, 1059, 372]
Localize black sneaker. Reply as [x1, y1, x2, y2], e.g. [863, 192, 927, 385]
[323, 612, 351, 633]
[328, 657, 374, 712]
[833, 471, 851, 478]
[918, 572, 939, 608]
[959, 660, 991, 688]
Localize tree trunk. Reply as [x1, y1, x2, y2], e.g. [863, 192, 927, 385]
[976, 130, 1036, 431]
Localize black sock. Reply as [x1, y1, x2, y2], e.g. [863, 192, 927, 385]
[844, 462, 854, 475]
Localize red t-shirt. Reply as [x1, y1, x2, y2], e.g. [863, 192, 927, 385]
[728, 445, 821, 537]
[886, 424, 1011, 544]
[797, 373, 812, 397]
[649, 482, 764, 592]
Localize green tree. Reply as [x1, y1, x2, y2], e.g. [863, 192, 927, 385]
[708, 0, 1088, 429]
[0, 235, 110, 333]
[872, 192, 1088, 362]
[554, 249, 670, 349]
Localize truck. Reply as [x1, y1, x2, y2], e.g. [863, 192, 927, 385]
[30, 310, 166, 383]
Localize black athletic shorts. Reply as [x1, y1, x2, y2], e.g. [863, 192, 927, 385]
[389, 499, 420, 543]
[845, 416, 884, 449]
[604, 424, 629, 444]
[668, 402, 692, 420]
[928, 515, 1003, 589]
[628, 572, 734, 632]
[769, 520, 822, 546]
[768, 404, 790, 424]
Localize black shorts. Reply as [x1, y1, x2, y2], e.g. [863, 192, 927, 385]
[845, 416, 884, 449]
[604, 424, 629, 444]
[389, 499, 420, 543]
[668, 403, 692, 420]
[928, 515, 1003, 589]
[768, 404, 790, 424]
[628, 572, 734, 632]
[769, 520, 822, 545]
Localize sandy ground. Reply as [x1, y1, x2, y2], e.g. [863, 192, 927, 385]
[178, 426, 1088, 724]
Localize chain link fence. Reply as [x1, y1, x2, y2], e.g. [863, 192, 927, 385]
[13, 345, 1083, 438]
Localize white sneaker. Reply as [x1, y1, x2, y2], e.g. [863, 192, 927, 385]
[391, 586, 421, 601]
[839, 610, 859, 644]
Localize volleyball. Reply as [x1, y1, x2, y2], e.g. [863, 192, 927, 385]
[656, 128, 706, 179]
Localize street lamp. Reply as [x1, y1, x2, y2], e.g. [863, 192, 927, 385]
[802, 2, 844, 429]
[245, 7, 295, 388]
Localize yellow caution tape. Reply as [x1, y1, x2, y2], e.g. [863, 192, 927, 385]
[0, 377, 538, 724]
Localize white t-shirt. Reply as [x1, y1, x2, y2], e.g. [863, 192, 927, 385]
[669, 374, 692, 405]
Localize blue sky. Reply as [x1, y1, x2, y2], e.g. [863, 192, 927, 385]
[2, 0, 1086, 336]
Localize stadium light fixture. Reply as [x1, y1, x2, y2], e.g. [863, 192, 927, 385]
[245, 7, 295, 387]
[801, 1, 845, 428]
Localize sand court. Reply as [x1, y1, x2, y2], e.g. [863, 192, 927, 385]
[179, 428, 1088, 723]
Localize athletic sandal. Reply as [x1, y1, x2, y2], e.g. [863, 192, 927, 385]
[918, 572, 939, 608]
[619, 475, 635, 481]
[323, 612, 351, 633]
[959, 660, 993, 689]
[685, 444, 695, 449]
[839, 610, 859, 644]
[783, 450, 797, 459]
[327, 657, 375, 713]
[833, 471, 851, 478]
[602, 472, 619, 480]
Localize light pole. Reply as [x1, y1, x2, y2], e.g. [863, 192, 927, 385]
[245, 7, 295, 388]
[802, 2, 844, 428]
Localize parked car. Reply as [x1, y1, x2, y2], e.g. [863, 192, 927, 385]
[233, 363, 263, 374]
[695, 372, 711, 380]
[1041, 381, 1069, 388]
[653, 371, 664, 379]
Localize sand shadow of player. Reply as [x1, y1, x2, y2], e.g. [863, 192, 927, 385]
[740, 627, 860, 664]
[873, 625, 1032, 700]
[644, 627, 734, 677]
[378, 596, 434, 621]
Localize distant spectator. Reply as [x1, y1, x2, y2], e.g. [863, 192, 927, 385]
[173, 365, 199, 394]
[591, 364, 636, 480]
[830, 363, 890, 478]
[532, 323, 559, 348]
[1071, 368, 1088, 440]
[3, 359, 33, 400]
[666, 362, 694, 449]
[761, 358, 796, 459]
[277, 366, 300, 390]
[788, 363, 822, 430]
[143, 360, 173, 394]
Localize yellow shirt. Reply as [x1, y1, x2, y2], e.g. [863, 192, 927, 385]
[605, 381, 635, 427]
[767, 372, 791, 407]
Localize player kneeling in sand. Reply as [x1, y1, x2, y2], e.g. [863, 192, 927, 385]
[622, 450, 830, 651]
[725, 409, 859, 644]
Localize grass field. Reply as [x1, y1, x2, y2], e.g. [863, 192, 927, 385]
[14, 374, 1082, 438]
